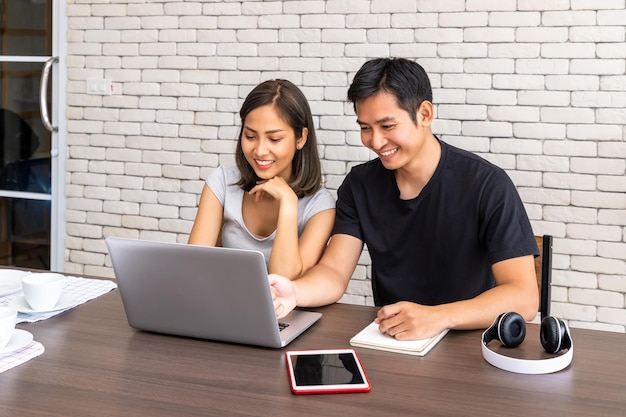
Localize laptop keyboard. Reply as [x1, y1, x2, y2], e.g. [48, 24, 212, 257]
[278, 322, 290, 331]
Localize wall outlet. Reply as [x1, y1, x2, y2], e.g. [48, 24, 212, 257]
[87, 78, 112, 95]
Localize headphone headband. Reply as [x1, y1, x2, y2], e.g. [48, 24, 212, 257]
[481, 313, 573, 374]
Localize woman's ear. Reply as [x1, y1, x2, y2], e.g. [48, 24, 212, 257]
[417, 101, 434, 128]
[296, 127, 309, 150]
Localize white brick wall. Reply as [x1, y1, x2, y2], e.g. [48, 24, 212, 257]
[65, 0, 626, 332]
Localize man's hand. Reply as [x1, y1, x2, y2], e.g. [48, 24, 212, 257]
[268, 273, 297, 319]
[375, 301, 448, 340]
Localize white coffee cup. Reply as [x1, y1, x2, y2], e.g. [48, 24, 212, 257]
[22, 273, 65, 311]
[0, 306, 17, 350]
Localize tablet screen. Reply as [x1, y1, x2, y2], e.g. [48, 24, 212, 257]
[285, 349, 370, 394]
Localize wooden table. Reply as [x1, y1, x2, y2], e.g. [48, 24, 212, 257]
[1, 287, 625, 417]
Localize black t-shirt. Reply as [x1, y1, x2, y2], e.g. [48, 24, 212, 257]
[333, 140, 539, 306]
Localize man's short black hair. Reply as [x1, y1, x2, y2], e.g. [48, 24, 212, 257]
[347, 58, 433, 124]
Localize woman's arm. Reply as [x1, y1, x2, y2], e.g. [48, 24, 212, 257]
[188, 184, 224, 246]
[270, 206, 335, 279]
[249, 177, 335, 279]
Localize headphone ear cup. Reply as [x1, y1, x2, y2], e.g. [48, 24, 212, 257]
[540, 316, 566, 354]
[498, 312, 526, 348]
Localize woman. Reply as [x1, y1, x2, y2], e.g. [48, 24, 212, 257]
[189, 79, 335, 279]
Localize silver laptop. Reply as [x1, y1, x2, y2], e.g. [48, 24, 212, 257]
[105, 237, 321, 348]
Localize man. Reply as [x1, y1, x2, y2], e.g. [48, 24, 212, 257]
[270, 58, 539, 340]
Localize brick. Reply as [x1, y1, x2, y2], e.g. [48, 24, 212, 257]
[122, 215, 159, 230]
[138, 231, 178, 242]
[69, 17, 104, 31]
[120, 29, 159, 43]
[259, 14, 301, 29]
[570, 288, 624, 307]
[542, 10, 597, 25]
[159, 218, 194, 234]
[158, 30, 198, 43]
[140, 203, 179, 219]
[598, 242, 626, 261]
[571, 191, 626, 209]
[466, 89, 517, 105]
[544, 205, 598, 224]
[571, 59, 625, 75]
[517, 58, 569, 74]
[568, 224, 623, 242]
[599, 273, 626, 292]
[571, 157, 625, 175]
[86, 212, 122, 227]
[573, 91, 626, 109]
[124, 162, 161, 177]
[518, 91, 570, 107]
[462, 121, 512, 138]
[570, 26, 626, 42]
[518, 187, 570, 205]
[442, 73, 492, 89]
[162, 165, 200, 180]
[70, 250, 106, 266]
[597, 108, 626, 124]
[120, 189, 158, 204]
[597, 307, 626, 326]
[490, 44, 540, 59]
[345, 43, 391, 57]
[437, 104, 486, 121]
[597, 9, 626, 25]
[415, 28, 463, 43]
[598, 175, 626, 193]
[554, 300, 597, 321]
[102, 201, 139, 215]
[325, 146, 372, 162]
[416, 0, 465, 12]
[488, 106, 540, 122]
[599, 209, 626, 226]
[556, 238, 597, 256]
[491, 138, 542, 154]
[493, 74, 544, 90]
[571, 0, 625, 10]
[327, 0, 371, 14]
[177, 43, 217, 57]
[67, 222, 103, 239]
[489, 12, 541, 27]
[120, 56, 157, 69]
[431, 120, 462, 136]
[541, 107, 595, 124]
[465, 27, 515, 43]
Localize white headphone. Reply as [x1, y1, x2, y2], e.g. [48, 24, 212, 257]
[481, 312, 573, 374]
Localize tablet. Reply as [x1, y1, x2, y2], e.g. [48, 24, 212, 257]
[285, 348, 371, 394]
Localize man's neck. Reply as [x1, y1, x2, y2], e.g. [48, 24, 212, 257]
[394, 134, 441, 200]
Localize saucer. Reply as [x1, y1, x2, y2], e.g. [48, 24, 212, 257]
[0, 270, 31, 297]
[8, 293, 78, 314]
[0, 329, 33, 355]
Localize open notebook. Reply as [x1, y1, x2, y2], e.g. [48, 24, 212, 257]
[350, 321, 448, 356]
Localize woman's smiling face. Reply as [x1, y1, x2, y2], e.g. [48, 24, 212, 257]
[240, 104, 307, 181]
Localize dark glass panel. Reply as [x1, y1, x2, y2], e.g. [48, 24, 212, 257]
[0, 197, 50, 270]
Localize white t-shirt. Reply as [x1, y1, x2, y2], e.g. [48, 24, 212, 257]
[205, 165, 336, 266]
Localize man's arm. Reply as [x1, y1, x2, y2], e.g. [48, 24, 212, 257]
[270, 234, 363, 318]
[376, 254, 539, 340]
